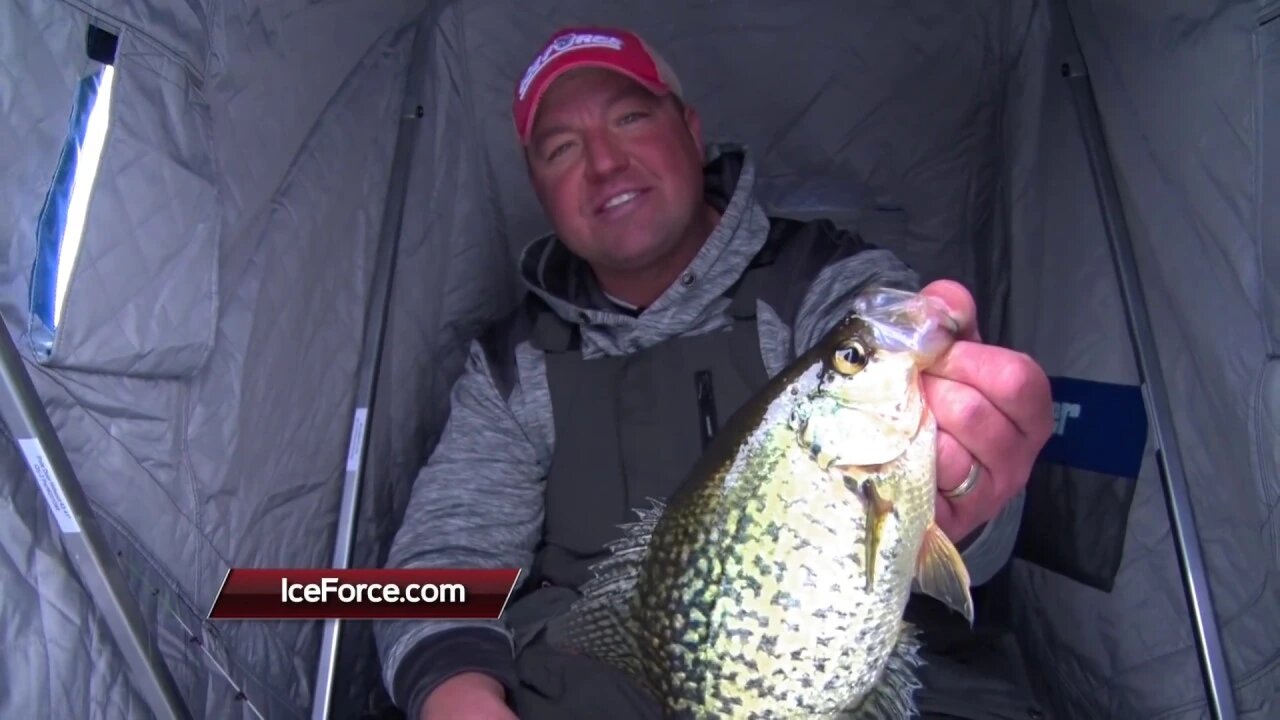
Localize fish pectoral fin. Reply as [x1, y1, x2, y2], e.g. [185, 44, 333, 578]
[912, 521, 975, 625]
[857, 478, 895, 592]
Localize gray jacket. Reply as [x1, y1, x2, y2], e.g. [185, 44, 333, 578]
[374, 144, 1025, 715]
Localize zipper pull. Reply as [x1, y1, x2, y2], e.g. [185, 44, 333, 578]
[694, 370, 719, 451]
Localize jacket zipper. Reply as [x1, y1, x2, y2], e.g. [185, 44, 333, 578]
[695, 370, 719, 450]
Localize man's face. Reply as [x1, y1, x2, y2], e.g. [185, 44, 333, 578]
[524, 68, 709, 276]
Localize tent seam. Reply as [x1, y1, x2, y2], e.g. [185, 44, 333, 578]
[987, 0, 1011, 344]
[1255, 20, 1280, 454]
[1255, 356, 1280, 563]
[179, 381, 207, 620]
[1254, 20, 1266, 358]
[455, 6, 505, 277]
[177, 0, 226, 585]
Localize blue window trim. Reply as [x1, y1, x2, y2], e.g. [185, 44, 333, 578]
[29, 69, 108, 356]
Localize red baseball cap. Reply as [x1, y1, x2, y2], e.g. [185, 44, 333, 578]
[513, 26, 682, 144]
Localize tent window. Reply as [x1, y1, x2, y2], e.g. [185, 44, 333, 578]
[30, 25, 119, 353]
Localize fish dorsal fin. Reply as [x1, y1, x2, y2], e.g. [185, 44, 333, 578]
[543, 497, 668, 695]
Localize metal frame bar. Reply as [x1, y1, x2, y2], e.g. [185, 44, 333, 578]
[0, 322, 192, 720]
[309, 19, 431, 720]
[1052, 2, 1238, 718]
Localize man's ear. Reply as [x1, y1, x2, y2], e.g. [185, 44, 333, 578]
[683, 102, 705, 157]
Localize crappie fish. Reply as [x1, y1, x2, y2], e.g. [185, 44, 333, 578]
[544, 286, 975, 719]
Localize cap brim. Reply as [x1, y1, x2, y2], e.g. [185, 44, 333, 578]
[519, 61, 671, 144]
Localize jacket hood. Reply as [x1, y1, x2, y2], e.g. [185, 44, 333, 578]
[517, 143, 772, 356]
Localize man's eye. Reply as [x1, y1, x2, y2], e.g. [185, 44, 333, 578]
[546, 142, 573, 161]
[618, 111, 648, 125]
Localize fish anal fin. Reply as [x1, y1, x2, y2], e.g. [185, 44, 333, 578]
[542, 497, 668, 695]
[912, 521, 974, 625]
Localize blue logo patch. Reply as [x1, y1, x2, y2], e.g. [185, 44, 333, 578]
[1037, 376, 1149, 479]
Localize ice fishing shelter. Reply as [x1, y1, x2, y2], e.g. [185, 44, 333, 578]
[1, 0, 1275, 718]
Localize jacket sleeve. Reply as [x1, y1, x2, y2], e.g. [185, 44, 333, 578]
[788, 235, 1022, 587]
[374, 337, 548, 716]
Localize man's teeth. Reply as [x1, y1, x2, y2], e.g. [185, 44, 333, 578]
[604, 191, 638, 209]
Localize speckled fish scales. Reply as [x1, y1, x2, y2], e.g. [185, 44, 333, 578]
[544, 288, 976, 720]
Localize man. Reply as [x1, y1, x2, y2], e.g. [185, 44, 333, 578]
[375, 26, 1054, 720]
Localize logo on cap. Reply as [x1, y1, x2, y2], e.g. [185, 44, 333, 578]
[517, 32, 624, 100]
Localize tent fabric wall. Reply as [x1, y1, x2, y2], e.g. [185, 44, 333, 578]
[0, 427, 151, 719]
[1266, 3, 1280, 357]
[1002, 1, 1280, 716]
[1001, 1, 1277, 717]
[2, 0, 437, 717]
[1, 1, 1276, 719]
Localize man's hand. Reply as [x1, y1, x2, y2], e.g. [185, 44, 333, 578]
[918, 280, 1054, 543]
[420, 672, 517, 720]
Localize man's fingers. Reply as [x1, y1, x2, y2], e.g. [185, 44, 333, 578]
[922, 373, 1020, 467]
[920, 279, 981, 342]
[933, 430, 999, 539]
[924, 342, 1053, 441]
[934, 429, 974, 495]
[915, 278, 1052, 542]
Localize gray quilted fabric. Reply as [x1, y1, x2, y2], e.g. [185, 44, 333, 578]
[0, 0, 1274, 718]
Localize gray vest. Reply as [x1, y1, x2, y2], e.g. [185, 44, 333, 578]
[534, 268, 767, 590]
[512, 217, 847, 591]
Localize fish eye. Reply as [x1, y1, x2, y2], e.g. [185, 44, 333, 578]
[832, 341, 868, 375]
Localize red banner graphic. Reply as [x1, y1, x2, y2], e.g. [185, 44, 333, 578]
[206, 568, 522, 620]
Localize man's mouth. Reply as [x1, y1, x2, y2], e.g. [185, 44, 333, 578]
[597, 189, 645, 214]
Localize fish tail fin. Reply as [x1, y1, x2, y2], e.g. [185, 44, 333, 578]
[543, 497, 668, 695]
[838, 621, 925, 720]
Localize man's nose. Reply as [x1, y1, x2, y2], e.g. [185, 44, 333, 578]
[583, 133, 628, 180]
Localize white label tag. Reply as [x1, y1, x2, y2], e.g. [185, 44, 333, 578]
[18, 438, 81, 534]
[346, 407, 368, 472]
[518, 33, 624, 99]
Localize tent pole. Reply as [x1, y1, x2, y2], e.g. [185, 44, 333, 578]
[0, 322, 193, 720]
[310, 19, 430, 720]
[1052, 3, 1238, 719]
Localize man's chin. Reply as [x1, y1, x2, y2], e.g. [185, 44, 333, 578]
[594, 248, 669, 274]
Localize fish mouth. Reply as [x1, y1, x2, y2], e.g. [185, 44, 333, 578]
[852, 288, 958, 366]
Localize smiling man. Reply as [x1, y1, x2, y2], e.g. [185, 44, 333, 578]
[376, 26, 1054, 720]
[520, 65, 718, 311]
